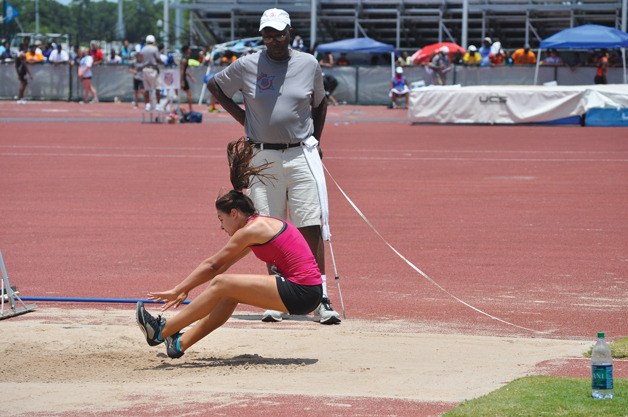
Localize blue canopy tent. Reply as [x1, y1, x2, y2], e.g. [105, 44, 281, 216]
[316, 37, 396, 76]
[534, 24, 628, 84]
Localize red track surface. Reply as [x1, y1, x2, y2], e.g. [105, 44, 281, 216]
[1, 101, 627, 415]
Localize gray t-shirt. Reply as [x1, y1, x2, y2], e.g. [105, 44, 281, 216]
[214, 50, 325, 144]
[140, 44, 161, 69]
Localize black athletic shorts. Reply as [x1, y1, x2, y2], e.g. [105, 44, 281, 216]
[275, 275, 322, 315]
[133, 79, 144, 91]
[182, 78, 190, 91]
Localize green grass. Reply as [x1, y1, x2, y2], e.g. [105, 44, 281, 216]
[584, 337, 628, 359]
[443, 376, 627, 417]
[443, 339, 628, 416]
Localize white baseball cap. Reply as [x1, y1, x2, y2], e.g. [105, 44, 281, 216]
[395, 66, 403, 74]
[145, 35, 156, 44]
[440, 46, 449, 54]
[468, 45, 478, 52]
[259, 8, 290, 31]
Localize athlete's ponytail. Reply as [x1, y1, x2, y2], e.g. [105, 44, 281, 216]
[215, 137, 274, 215]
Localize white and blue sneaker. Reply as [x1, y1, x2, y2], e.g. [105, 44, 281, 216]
[165, 332, 185, 359]
[136, 301, 166, 346]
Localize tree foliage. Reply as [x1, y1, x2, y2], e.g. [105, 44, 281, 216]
[2, 0, 172, 46]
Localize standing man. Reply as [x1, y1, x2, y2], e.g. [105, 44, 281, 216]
[140, 35, 163, 111]
[429, 46, 451, 85]
[180, 45, 197, 113]
[15, 49, 33, 104]
[594, 49, 609, 84]
[207, 8, 341, 324]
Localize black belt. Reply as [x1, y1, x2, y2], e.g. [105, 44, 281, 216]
[249, 141, 302, 150]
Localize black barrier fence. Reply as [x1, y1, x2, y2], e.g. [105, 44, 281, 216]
[0, 63, 625, 106]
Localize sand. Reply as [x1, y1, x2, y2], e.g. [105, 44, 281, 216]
[0, 306, 591, 416]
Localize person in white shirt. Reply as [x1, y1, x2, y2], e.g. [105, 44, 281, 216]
[78, 47, 98, 103]
[49, 44, 69, 64]
[49, 44, 70, 97]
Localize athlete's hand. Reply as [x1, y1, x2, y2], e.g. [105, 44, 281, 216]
[148, 289, 188, 311]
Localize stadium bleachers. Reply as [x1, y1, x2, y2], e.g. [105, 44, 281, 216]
[185, 0, 624, 50]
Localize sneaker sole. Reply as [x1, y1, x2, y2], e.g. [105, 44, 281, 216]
[136, 302, 161, 346]
[261, 315, 282, 322]
[320, 315, 342, 325]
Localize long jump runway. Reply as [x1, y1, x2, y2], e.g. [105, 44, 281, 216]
[1, 101, 626, 416]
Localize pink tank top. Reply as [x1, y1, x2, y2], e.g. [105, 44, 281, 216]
[249, 216, 322, 286]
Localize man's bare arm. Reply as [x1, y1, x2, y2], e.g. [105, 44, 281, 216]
[207, 78, 245, 126]
[312, 98, 327, 143]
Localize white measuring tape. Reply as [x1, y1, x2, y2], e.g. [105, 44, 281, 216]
[324, 165, 542, 334]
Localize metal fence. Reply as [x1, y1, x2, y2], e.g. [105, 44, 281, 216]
[1, 63, 625, 106]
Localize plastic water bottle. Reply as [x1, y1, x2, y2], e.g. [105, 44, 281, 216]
[591, 332, 613, 399]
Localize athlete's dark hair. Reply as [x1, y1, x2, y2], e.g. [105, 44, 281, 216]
[215, 137, 274, 216]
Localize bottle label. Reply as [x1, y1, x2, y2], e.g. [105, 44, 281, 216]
[592, 365, 613, 389]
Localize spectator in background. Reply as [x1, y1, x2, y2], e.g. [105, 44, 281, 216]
[450, 49, 463, 65]
[89, 41, 104, 65]
[389, 66, 410, 109]
[489, 41, 506, 66]
[511, 45, 536, 65]
[541, 48, 563, 66]
[129, 53, 145, 109]
[594, 49, 609, 84]
[78, 47, 98, 103]
[220, 51, 237, 66]
[463, 45, 481, 66]
[25, 44, 45, 63]
[49, 44, 69, 64]
[428, 46, 451, 85]
[322, 73, 339, 106]
[49, 44, 70, 96]
[108, 49, 122, 64]
[180, 45, 197, 113]
[479, 37, 492, 66]
[396, 51, 411, 67]
[292, 35, 305, 51]
[70, 44, 79, 65]
[0, 39, 13, 61]
[608, 49, 622, 67]
[319, 52, 334, 68]
[33, 40, 43, 54]
[15, 49, 32, 104]
[336, 53, 351, 66]
[42, 42, 54, 62]
[140, 34, 163, 111]
[120, 39, 132, 64]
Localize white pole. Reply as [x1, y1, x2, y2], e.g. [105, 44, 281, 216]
[116, 0, 125, 40]
[462, 0, 468, 48]
[533, 48, 541, 85]
[35, 0, 39, 34]
[175, 0, 181, 51]
[163, 0, 169, 51]
[310, 0, 317, 52]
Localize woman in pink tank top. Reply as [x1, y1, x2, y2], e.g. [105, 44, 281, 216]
[135, 138, 322, 359]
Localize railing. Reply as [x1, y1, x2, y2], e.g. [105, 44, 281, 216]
[0, 63, 625, 106]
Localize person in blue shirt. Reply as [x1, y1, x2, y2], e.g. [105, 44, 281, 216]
[389, 66, 410, 109]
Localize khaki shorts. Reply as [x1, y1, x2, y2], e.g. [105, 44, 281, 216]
[142, 67, 159, 91]
[250, 146, 321, 229]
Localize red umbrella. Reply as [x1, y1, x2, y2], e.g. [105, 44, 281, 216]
[411, 42, 466, 65]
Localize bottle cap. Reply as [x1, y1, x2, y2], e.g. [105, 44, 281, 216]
[598, 332, 605, 338]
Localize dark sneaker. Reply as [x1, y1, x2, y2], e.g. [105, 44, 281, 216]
[165, 332, 185, 359]
[136, 301, 166, 346]
[313, 297, 341, 325]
